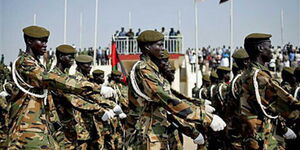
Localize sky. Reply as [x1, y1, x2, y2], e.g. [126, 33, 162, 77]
[0, 0, 300, 63]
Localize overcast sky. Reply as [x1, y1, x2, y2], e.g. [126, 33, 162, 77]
[0, 0, 300, 63]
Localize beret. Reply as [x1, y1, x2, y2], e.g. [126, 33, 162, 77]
[202, 74, 211, 82]
[23, 25, 50, 38]
[282, 67, 294, 76]
[93, 69, 104, 75]
[56, 44, 77, 54]
[232, 48, 249, 59]
[211, 71, 219, 79]
[244, 33, 272, 44]
[75, 55, 93, 63]
[137, 30, 164, 43]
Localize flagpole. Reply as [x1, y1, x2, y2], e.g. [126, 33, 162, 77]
[93, 0, 99, 65]
[178, 10, 182, 30]
[79, 12, 83, 51]
[298, 0, 300, 47]
[230, 0, 234, 79]
[280, 9, 284, 46]
[33, 14, 36, 25]
[64, 0, 67, 44]
[194, 0, 200, 87]
[128, 11, 132, 29]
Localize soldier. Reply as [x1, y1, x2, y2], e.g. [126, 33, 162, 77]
[74, 55, 123, 149]
[281, 67, 296, 93]
[192, 83, 200, 98]
[198, 74, 210, 100]
[91, 69, 105, 85]
[285, 66, 300, 150]
[7, 26, 117, 149]
[125, 30, 226, 149]
[239, 33, 299, 150]
[99, 70, 128, 150]
[226, 48, 250, 150]
[208, 66, 231, 150]
[207, 71, 219, 101]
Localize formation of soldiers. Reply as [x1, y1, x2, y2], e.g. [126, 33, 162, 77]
[0, 25, 299, 150]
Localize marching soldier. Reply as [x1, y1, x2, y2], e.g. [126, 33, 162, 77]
[198, 74, 210, 100]
[226, 48, 250, 150]
[90, 69, 105, 85]
[239, 33, 299, 150]
[125, 30, 226, 149]
[6, 25, 115, 149]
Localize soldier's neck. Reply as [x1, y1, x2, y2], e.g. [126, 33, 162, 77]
[25, 47, 39, 61]
[56, 63, 65, 72]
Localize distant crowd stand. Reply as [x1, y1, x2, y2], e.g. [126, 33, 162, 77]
[113, 27, 183, 54]
[186, 43, 300, 75]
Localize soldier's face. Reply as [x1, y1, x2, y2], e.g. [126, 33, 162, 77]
[30, 37, 48, 56]
[260, 41, 272, 63]
[148, 40, 164, 59]
[78, 62, 92, 74]
[94, 74, 104, 84]
[61, 54, 75, 68]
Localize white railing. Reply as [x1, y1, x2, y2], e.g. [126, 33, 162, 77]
[113, 36, 184, 54]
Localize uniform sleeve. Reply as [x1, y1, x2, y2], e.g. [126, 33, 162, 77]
[138, 67, 212, 125]
[17, 57, 100, 95]
[257, 71, 298, 105]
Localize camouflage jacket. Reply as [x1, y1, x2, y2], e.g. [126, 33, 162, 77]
[107, 80, 129, 110]
[211, 81, 229, 117]
[126, 55, 212, 143]
[239, 62, 298, 149]
[7, 52, 96, 149]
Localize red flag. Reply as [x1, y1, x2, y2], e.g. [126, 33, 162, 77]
[111, 40, 127, 84]
[111, 41, 118, 71]
[220, 0, 229, 4]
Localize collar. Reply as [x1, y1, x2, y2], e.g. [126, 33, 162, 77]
[141, 54, 159, 73]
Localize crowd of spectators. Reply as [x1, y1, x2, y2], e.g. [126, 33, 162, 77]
[187, 45, 231, 72]
[113, 27, 183, 53]
[186, 43, 300, 75]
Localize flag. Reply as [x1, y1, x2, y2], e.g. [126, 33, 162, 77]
[220, 0, 229, 4]
[111, 39, 127, 84]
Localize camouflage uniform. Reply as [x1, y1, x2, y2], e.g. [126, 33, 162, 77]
[98, 80, 128, 150]
[125, 54, 212, 150]
[7, 52, 98, 149]
[238, 62, 298, 150]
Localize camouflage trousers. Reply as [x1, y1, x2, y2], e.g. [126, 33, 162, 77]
[7, 131, 60, 150]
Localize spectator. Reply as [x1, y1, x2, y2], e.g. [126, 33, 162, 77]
[118, 27, 126, 36]
[135, 28, 141, 36]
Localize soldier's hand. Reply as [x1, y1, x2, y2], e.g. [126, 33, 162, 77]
[118, 113, 127, 119]
[210, 115, 226, 131]
[113, 105, 124, 115]
[101, 109, 115, 121]
[100, 86, 117, 98]
[205, 104, 215, 113]
[204, 100, 212, 105]
[193, 133, 205, 145]
[283, 127, 297, 139]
